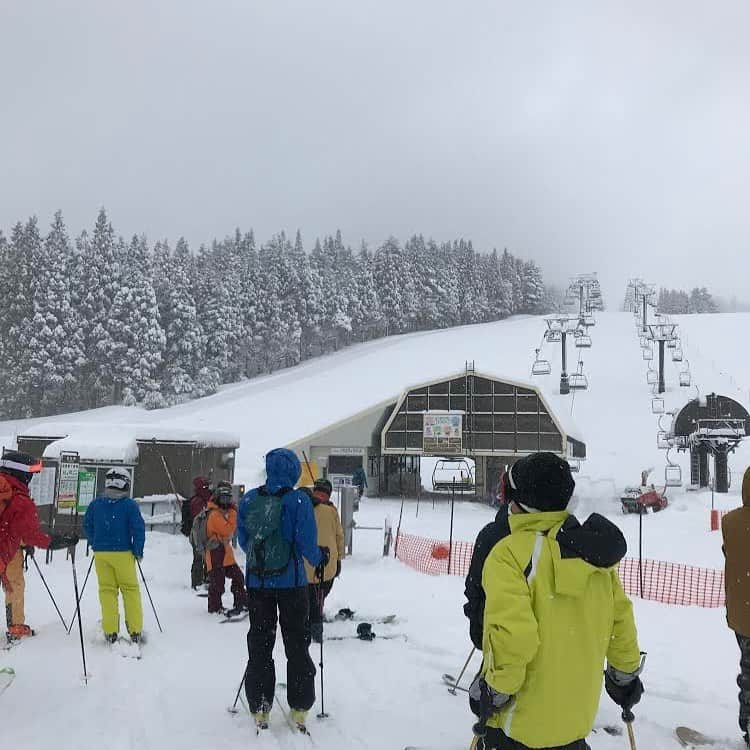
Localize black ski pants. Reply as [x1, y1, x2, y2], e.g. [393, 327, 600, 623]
[477, 729, 589, 750]
[307, 579, 334, 627]
[245, 586, 315, 714]
[190, 543, 207, 589]
[737, 632, 750, 736]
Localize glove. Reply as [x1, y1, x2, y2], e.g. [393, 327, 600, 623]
[48, 533, 79, 551]
[469, 676, 510, 722]
[335, 560, 341, 578]
[604, 664, 644, 711]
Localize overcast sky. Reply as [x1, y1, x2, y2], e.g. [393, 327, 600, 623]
[1, 1, 748, 302]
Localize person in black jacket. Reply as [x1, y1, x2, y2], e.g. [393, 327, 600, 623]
[463, 502, 511, 649]
[463, 471, 513, 717]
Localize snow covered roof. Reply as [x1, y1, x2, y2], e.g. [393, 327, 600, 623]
[43, 433, 139, 463]
[21, 422, 240, 452]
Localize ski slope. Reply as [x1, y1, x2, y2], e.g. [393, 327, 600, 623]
[1, 311, 750, 750]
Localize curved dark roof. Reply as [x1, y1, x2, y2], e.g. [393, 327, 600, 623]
[673, 393, 750, 437]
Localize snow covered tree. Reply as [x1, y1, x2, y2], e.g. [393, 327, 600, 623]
[350, 242, 383, 340]
[107, 235, 166, 401]
[373, 237, 407, 335]
[25, 212, 86, 414]
[159, 237, 204, 400]
[520, 260, 545, 313]
[500, 249, 523, 315]
[484, 249, 512, 319]
[74, 208, 121, 406]
[2, 220, 42, 415]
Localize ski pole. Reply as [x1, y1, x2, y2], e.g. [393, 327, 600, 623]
[69, 544, 89, 685]
[622, 708, 637, 750]
[28, 553, 67, 629]
[316, 575, 328, 719]
[66, 556, 94, 634]
[136, 559, 163, 633]
[228, 664, 247, 714]
[448, 646, 476, 695]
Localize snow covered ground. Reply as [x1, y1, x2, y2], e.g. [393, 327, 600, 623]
[2, 310, 750, 749]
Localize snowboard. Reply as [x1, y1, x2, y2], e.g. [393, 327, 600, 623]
[325, 609, 397, 625]
[220, 609, 249, 624]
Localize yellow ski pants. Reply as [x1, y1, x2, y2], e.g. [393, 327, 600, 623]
[94, 552, 143, 636]
[2, 550, 25, 626]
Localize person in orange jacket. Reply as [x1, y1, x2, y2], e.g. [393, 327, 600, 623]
[303, 479, 345, 643]
[205, 484, 248, 615]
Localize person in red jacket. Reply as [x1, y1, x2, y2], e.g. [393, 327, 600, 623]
[188, 476, 212, 590]
[0, 451, 78, 640]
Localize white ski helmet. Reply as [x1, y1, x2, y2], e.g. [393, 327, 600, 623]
[105, 467, 131, 492]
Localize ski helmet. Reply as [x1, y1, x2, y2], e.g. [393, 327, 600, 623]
[213, 485, 233, 508]
[0, 451, 43, 485]
[313, 478, 333, 497]
[105, 467, 131, 492]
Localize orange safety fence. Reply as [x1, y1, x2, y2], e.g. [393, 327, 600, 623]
[394, 531, 726, 608]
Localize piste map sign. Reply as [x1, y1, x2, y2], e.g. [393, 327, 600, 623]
[423, 413, 463, 454]
[57, 452, 80, 510]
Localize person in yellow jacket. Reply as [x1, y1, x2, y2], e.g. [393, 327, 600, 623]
[472, 452, 644, 750]
[303, 479, 345, 643]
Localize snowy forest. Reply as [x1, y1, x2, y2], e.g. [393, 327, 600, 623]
[657, 287, 719, 315]
[0, 209, 549, 418]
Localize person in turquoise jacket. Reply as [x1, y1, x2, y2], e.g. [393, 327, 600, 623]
[238, 448, 324, 732]
[83, 467, 145, 644]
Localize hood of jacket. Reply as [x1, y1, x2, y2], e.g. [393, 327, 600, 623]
[265, 448, 301, 494]
[743, 467, 750, 507]
[556, 513, 627, 568]
[509, 509, 626, 598]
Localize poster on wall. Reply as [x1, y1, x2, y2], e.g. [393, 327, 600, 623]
[423, 413, 463, 454]
[76, 469, 97, 511]
[29, 466, 56, 506]
[57, 452, 80, 509]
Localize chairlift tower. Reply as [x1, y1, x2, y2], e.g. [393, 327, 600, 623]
[634, 282, 656, 335]
[545, 315, 579, 395]
[647, 322, 678, 394]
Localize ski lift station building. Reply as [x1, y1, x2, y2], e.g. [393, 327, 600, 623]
[286, 370, 586, 499]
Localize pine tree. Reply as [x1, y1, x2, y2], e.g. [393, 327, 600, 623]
[2, 220, 42, 415]
[520, 260, 545, 313]
[159, 237, 204, 400]
[26, 212, 86, 414]
[485, 248, 512, 319]
[107, 235, 166, 401]
[75, 208, 121, 406]
[373, 237, 406, 335]
[351, 242, 383, 340]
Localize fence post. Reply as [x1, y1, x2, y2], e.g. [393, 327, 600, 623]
[448, 480, 456, 575]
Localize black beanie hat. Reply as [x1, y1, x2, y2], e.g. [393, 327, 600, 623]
[508, 452, 575, 512]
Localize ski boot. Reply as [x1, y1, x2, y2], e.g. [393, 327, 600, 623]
[290, 709, 309, 734]
[129, 632, 141, 645]
[7, 624, 35, 641]
[104, 632, 118, 644]
[252, 710, 270, 732]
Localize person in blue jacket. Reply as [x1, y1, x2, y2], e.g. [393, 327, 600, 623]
[83, 467, 145, 644]
[238, 448, 326, 731]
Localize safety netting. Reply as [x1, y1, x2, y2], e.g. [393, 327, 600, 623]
[394, 531, 726, 608]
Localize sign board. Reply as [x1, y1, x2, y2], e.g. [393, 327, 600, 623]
[423, 413, 463, 454]
[29, 466, 56, 507]
[329, 447, 365, 456]
[57, 452, 80, 509]
[76, 469, 97, 511]
[327, 474, 353, 487]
